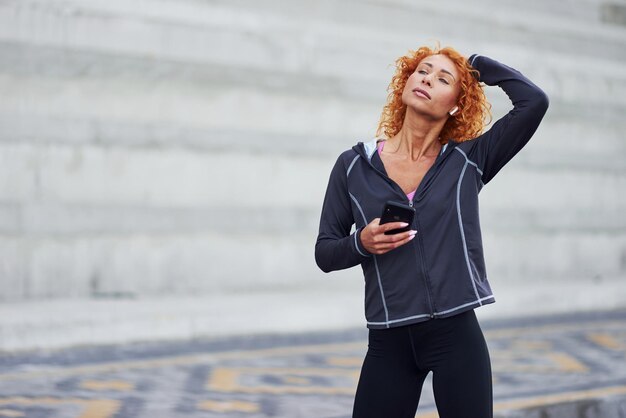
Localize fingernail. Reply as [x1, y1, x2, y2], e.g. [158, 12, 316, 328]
[408, 234, 415, 240]
[400, 222, 409, 227]
[409, 230, 417, 236]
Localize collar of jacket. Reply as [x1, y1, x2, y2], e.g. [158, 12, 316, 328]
[351, 138, 460, 203]
[352, 138, 459, 163]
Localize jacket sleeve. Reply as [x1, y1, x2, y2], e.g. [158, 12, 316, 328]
[467, 54, 550, 185]
[315, 153, 372, 273]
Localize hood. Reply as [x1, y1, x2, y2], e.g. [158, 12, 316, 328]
[352, 138, 379, 161]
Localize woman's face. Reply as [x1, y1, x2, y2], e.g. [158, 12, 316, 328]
[401, 54, 462, 120]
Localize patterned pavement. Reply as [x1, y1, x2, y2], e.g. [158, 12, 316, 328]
[0, 309, 625, 417]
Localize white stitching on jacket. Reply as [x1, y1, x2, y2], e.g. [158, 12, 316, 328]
[349, 192, 390, 325]
[456, 161, 483, 305]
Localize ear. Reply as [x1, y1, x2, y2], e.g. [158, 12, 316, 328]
[448, 106, 459, 116]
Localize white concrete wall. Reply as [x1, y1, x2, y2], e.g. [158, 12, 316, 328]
[1, 0, 625, 303]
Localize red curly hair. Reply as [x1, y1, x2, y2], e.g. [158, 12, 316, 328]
[376, 44, 492, 143]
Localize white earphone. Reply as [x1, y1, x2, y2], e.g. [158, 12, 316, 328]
[449, 106, 459, 116]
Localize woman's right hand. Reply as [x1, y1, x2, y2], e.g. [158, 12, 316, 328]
[360, 218, 417, 255]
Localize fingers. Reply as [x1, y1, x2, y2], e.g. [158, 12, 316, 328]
[380, 221, 410, 234]
[363, 219, 418, 255]
[369, 229, 417, 255]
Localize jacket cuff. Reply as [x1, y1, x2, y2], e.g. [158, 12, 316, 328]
[468, 54, 481, 81]
[353, 226, 373, 257]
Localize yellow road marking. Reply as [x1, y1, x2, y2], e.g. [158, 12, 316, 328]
[547, 352, 589, 372]
[0, 398, 120, 418]
[197, 400, 260, 412]
[483, 320, 625, 339]
[282, 376, 311, 385]
[494, 385, 626, 411]
[0, 341, 363, 382]
[80, 380, 135, 391]
[208, 367, 360, 395]
[509, 339, 554, 350]
[0, 409, 24, 417]
[491, 349, 589, 373]
[326, 356, 363, 367]
[587, 333, 623, 350]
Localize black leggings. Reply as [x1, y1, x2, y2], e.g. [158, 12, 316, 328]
[352, 309, 493, 418]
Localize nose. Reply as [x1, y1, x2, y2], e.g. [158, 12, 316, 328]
[421, 73, 433, 87]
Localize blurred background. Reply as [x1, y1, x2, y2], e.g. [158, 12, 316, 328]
[1, 0, 625, 351]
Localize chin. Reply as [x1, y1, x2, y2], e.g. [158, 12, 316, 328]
[406, 104, 442, 121]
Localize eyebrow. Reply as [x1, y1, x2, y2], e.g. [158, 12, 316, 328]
[420, 62, 456, 81]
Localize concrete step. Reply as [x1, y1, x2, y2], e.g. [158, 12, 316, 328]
[1, 70, 625, 146]
[0, 110, 625, 174]
[2, 36, 626, 109]
[0, 141, 623, 210]
[1, 0, 624, 79]
[0, 201, 623, 236]
[1, 275, 625, 352]
[0, 227, 624, 301]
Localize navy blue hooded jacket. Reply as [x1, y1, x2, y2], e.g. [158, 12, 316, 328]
[315, 54, 549, 329]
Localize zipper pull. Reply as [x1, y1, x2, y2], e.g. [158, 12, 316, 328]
[408, 200, 413, 208]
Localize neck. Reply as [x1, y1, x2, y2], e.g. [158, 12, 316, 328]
[386, 108, 445, 161]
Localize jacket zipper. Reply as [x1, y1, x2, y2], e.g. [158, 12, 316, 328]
[410, 203, 436, 319]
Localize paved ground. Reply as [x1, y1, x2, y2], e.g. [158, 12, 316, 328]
[0, 309, 626, 418]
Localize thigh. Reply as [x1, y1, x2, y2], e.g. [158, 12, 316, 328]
[352, 327, 429, 418]
[430, 310, 493, 418]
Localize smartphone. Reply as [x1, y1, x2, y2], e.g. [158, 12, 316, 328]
[380, 201, 415, 235]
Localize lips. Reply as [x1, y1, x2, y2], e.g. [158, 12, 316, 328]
[413, 88, 431, 99]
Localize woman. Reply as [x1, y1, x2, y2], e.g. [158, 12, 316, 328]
[314, 45, 549, 418]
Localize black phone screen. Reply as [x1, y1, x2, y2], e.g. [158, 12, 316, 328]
[380, 201, 415, 235]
